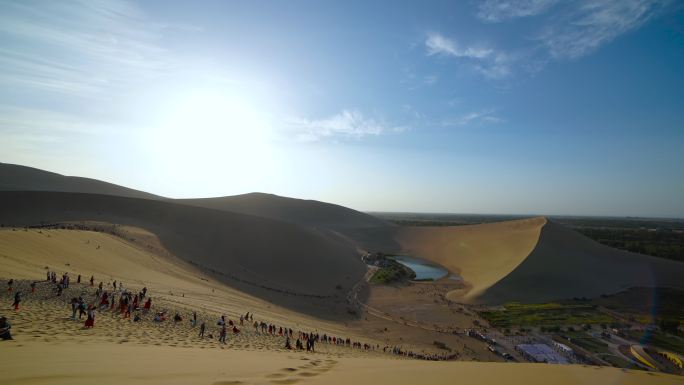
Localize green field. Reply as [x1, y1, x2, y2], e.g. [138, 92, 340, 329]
[588, 287, 684, 326]
[480, 302, 614, 328]
[602, 354, 639, 369]
[370, 261, 416, 284]
[626, 330, 684, 356]
[560, 332, 610, 354]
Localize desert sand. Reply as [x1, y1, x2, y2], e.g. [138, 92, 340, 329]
[2, 163, 684, 384]
[3, 341, 682, 385]
[473, 220, 684, 303]
[0, 162, 161, 200]
[392, 217, 684, 304]
[2, 229, 682, 385]
[394, 217, 545, 302]
[0, 191, 367, 318]
[5, 163, 683, 308]
[0, 228, 370, 337]
[180, 192, 389, 228]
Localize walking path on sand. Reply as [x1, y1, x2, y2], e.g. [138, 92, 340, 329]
[1, 279, 395, 358]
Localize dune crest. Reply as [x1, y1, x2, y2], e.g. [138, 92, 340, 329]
[393, 217, 684, 304]
[475, 220, 684, 304]
[0, 191, 366, 318]
[394, 217, 546, 302]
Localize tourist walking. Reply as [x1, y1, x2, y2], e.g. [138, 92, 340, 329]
[70, 297, 78, 320]
[218, 324, 227, 344]
[12, 292, 21, 311]
[84, 306, 95, 328]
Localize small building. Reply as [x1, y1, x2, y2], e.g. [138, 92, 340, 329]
[552, 341, 574, 355]
[516, 343, 569, 364]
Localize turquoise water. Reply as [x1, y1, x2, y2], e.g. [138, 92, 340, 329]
[389, 255, 448, 281]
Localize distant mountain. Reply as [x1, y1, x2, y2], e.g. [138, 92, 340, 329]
[180, 193, 389, 229]
[0, 163, 161, 200]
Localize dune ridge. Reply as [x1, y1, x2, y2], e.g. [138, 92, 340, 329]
[180, 193, 389, 229]
[0, 191, 366, 317]
[474, 220, 684, 304]
[0, 163, 388, 232]
[0, 162, 162, 200]
[392, 217, 684, 304]
[394, 217, 546, 302]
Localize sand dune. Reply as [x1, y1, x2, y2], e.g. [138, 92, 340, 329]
[1, 341, 681, 385]
[0, 163, 388, 232]
[394, 217, 545, 302]
[2, 169, 684, 383]
[0, 162, 161, 200]
[0, 228, 378, 338]
[474, 220, 684, 304]
[0, 191, 366, 317]
[392, 217, 684, 304]
[181, 193, 389, 229]
[1, 227, 683, 385]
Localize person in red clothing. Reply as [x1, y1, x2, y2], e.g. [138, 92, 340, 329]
[99, 291, 109, 308]
[143, 297, 152, 313]
[84, 306, 95, 328]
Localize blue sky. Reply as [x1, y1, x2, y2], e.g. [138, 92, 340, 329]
[1, 0, 683, 217]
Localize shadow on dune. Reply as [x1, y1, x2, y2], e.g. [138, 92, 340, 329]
[473, 220, 684, 304]
[0, 191, 368, 321]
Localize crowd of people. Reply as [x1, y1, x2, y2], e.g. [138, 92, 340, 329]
[3, 274, 457, 361]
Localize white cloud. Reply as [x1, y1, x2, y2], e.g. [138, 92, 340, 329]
[430, 0, 670, 80]
[441, 110, 505, 127]
[0, 0, 176, 96]
[287, 110, 399, 142]
[426, 33, 493, 59]
[425, 33, 512, 79]
[477, 0, 559, 22]
[538, 0, 667, 59]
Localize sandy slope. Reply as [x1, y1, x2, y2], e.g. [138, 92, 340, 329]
[1, 222, 683, 384]
[0, 228, 378, 340]
[1, 341, 681, 385]
[475, 220, 684, 303]
[394, 217, 546, 302]
[0, 192, 366, 318]
[0, 162, 161, 200]
[392, 217, 684, 304]
[0, 163, 388, 231]
[180, 192, 388, 228]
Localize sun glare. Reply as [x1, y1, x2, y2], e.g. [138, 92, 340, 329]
[146, 89, 276, 189]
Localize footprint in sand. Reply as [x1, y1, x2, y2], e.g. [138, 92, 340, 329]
[297, 372, 317, 377]
[266, 373, 286, 378]
[270, 380, 300, 385]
